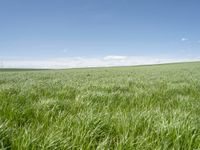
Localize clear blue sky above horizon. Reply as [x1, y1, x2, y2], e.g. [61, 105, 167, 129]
[0, 0, 200, 59]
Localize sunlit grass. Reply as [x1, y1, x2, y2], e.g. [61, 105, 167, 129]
[0, 62, 200, 149]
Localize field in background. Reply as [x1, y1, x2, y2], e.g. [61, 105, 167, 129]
[0, 62, 200, 149]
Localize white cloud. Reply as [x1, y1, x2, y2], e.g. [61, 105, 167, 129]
[103, 55, 127, 60]
[181, 38, 188, 42]
[0, 56, 199, 69]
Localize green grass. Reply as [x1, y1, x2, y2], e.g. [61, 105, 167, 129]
[1, 62, 200, 149]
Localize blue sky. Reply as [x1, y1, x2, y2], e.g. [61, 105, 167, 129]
[0, 0, 200, 68]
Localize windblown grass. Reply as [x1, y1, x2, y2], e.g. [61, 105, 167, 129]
[1, 62, 200, 149]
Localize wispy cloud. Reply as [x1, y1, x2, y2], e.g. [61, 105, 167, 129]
[181, 38, 189, 42]
[0, 56, 199, 69]
[62, 49, 68, 53]
[103, 55, 127, 60]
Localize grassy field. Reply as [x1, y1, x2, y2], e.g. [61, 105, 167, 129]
[0, 62, 200, 149]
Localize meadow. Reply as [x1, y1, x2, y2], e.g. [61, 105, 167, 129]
[0, 62, 200, 150]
